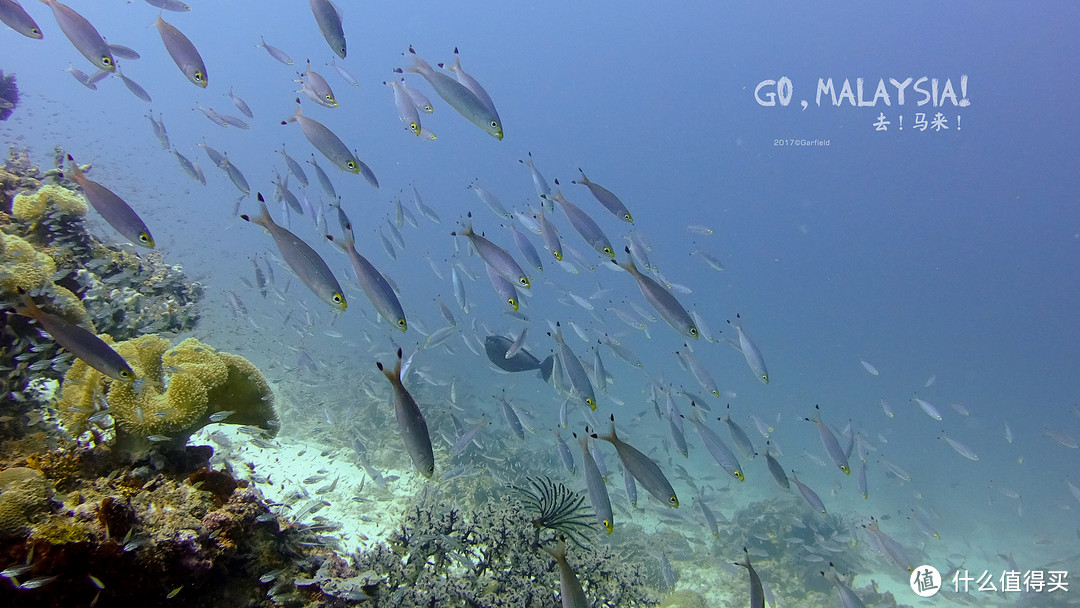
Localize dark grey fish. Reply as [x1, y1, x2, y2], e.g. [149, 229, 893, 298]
[547, 188, 614, 259]
[16, 296, 134, 382]
[734, 548, 765, 608]
[542, 539, 588, 608]
[577, 433, 612, 534]
[573, 168, 633, 223]
[764, 442, 789, 490]
[453, 216, 530, 290]
[484, 335, 542, 372]
[331, 232, 406, 332]
[790, 470, 827, 515]
[441, 48, 500, 125]
[485, 263, 520, 311]
[594, 416, 678, 508]
[309, 0, 345, 58]
[283, 101, 365, 176]
[41, 0, 114, 71]
[241, 193, 346, 311]
[721, 410, 756, 459]
[551, 322, 595, 410]
[154, 16, 206, 87]
[377, 348, 434, 478]
[1, 0, 42, 38]
[615, 247, 699, 340]
[66, 155, 153, 248]
[400, 46, 502, 140]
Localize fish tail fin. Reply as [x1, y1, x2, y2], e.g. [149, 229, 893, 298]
[542, 538, 567, 562]
[64, 154, 85, 182]
[14, 293, 43, 320]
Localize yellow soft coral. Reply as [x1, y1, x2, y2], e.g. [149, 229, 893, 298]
[11, 183, 89, 222]
[55, 335, 276, 453]
[0, 231, 56, 293]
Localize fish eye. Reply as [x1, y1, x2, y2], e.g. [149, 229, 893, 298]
[669, 497, 678, 506]
[519, 278, 528, 287]
[507, 297, 517, 308]
[195, 72, 204, 82]
[624, 214, 633, 221]
[333, 293, 344, 304]
[603, 247, 613, 256]
[490, 120, 498, 128]
[690, 327, 699, 337]
[347, 162, 357, 171]
[397, 319, 407, 329]
[325, 94, 334, 102]
[102, 56, 113, 66]
[120, 369, 133, 379]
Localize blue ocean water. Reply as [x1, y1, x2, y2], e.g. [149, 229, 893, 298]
[2, 1, 1078, 605]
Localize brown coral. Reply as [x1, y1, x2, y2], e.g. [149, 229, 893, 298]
[0, 466, 51, 538]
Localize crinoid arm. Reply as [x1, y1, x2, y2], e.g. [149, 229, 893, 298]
[511, 475, 595, 548]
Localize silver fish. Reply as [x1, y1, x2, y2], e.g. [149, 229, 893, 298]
[309, 0, 345, 58]
[400, 78, 433, 113]
[107, 44, 140, 60]
[41, 0, 114, 71]
[143, 0, 190, 11]
[386, 78, 421, 135]
[257, 36, 293, 65]
[537, 209, 563, 261]
[242, 193, 346, 311]
[509, 223, 543, 273]
[308, 156, 336, 198]
[171, 148, 200, 182]
[279, 146, 309, 186]
[66, 155, 153, 248]
[154, 16, 206, 87]
[300, 60, 337, 108]
[468, 181, 512, 219]
[400, 46, 502, 140]
[729, 315, 768, 384]
[226, 88, 254, 119]
[218, 155, 250, 196]
[377, 348, 434, 478]
[790, 471, 827, 514]
[519, 151, 551, 200]
[115, 68, 151, 103]
[573, 168, 632, 223]
[807, 405, 850, 475]
[554, 430, 575, 474]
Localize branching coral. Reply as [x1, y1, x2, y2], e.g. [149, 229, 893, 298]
[349, 491, 658, 607]
[55, 335, 276, 455]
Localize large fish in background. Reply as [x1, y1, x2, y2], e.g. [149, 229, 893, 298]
[484, 334, 553, 382]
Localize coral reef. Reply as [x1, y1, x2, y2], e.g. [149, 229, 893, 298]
[55, 335, 276, 455]
[1, 148, 203, 448]
[716, 498, 864, 603]
[0, 71, 16, 121]
[0, 467, 51, 538]
[342, 490, 659, 607]
[0, 449, 316, 608]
